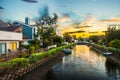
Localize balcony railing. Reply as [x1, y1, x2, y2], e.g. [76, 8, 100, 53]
[0, 30, 22, 41]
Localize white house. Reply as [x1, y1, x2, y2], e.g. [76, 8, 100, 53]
[0, 30, 22, 54]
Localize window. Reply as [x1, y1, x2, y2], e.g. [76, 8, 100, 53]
[0, 43, 6, 54]
[9, 42, 17, 50]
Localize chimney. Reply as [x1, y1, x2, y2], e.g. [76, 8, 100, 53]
[25, 17, 30, 25]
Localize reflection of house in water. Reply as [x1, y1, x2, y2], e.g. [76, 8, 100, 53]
[105, 59, 120, 79]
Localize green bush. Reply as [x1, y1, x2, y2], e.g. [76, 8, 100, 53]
[0, 44, 73, 75]
[28, 44, 72, 63]
[56, 46, 64, 51]
[29, 53, 45, 63]
[0, 62, 13, 75]
[19, 53, 27, 58]
[22, 44, 30, 49]
[7, 58, 29, 68]
[107, 47, 116, 52]
[29, 46, 35, 54]
[0, 58, 29, 75]
[30, 39, 40, 49]
[110, 39, 120, 48]
[47, 49, 56, 55]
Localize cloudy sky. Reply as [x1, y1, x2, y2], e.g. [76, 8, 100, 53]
[0, 0, 120, 31]
[0, 0, 120, 20]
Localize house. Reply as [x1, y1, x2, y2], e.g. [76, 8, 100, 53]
[0, 30, 22, 54]
[13, 17, 37, 41]
[0, 20, 22, 54]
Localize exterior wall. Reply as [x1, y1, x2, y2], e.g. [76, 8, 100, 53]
[0, 41, 19, 54]
[0, 31, 22, 54]
[22, 24, 33, 40]
[0, 31, 22, 41]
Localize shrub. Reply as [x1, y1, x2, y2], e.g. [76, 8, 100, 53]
[107, 47, 116, 52]
[47, 49, 56, 55]
[7, 58, 29, 68]
[0, 44, 73, 75]
[56, 46, 64, 51]
[29, 46, 35, 54]
[30, 39, 40, 49]
[110, 39, 120, 48]
[0, 58, 29, 75]
[22, 44, 30, 49]
[19, 53, 27, 58]
[54, 35, 63, 46]
[0, 62, 13, 75]
[29, 53, 45, 63]
[29, 44, 73, 63]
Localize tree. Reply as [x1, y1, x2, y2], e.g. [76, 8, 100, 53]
[54, 35, 63, 46]
[106, 27, 120, 42]
[36, 13, 60, 47]
[63, 33, 72, 43]
[36, 13, 58, 28]
[30, 39, 40, 49]
[89, 35, 105, 45]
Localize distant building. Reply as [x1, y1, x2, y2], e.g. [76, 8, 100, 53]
[65, 31, 105, 39]
[109, 24, 120, 29]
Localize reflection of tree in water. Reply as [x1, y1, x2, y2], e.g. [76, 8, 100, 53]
[105, 59, 120, 79]
[45, 69, 57, 80]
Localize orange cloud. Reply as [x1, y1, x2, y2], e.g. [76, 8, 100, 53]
[57, 16, 71, 22]
[102, 17, 120, 22]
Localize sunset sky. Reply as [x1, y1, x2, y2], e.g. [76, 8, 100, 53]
[0, 0, 120, 21]
[0, 0, 120, 32]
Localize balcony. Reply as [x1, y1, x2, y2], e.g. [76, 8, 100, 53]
[0, 30, 22, 41]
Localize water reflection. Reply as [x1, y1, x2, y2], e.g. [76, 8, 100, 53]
[45, 45, 120, 80]
[105, 59, 120, 80]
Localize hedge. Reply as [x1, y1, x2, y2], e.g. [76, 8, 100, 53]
[0, 43, 74, 75]
[92, 43, 120, 54]
[0, 58, 29, 75]
[29, 46, 35, 54]
[28, 43, 73, 63]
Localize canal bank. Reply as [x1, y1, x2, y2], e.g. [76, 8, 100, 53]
[0, 44, 74, 80]
[77, 41, 120, 65]
[17, 52, 65, 80]
[18, 44, 120, 80]
[45, 45, 120, 80]
[90, 45, 120, 65]
[1, 44, 120, 80]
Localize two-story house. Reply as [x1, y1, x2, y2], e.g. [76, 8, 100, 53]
[0, 20, 22, 54]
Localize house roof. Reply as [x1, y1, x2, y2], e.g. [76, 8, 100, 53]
[0, 20, 22, 32]
[17, 21, 35, 28]
[0, 26, 21, 32]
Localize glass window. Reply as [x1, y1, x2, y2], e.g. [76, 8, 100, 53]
[9, 42, 17, 50]
[0, 43, 6, 54]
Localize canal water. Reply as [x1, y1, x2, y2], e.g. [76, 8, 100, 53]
[45, 45, 120, 80]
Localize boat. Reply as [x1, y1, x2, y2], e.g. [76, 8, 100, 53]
[103, 52, 112, 56]
[62, 49, 72, 54]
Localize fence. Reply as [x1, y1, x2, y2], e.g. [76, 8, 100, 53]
[0, 49, 29, 62]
